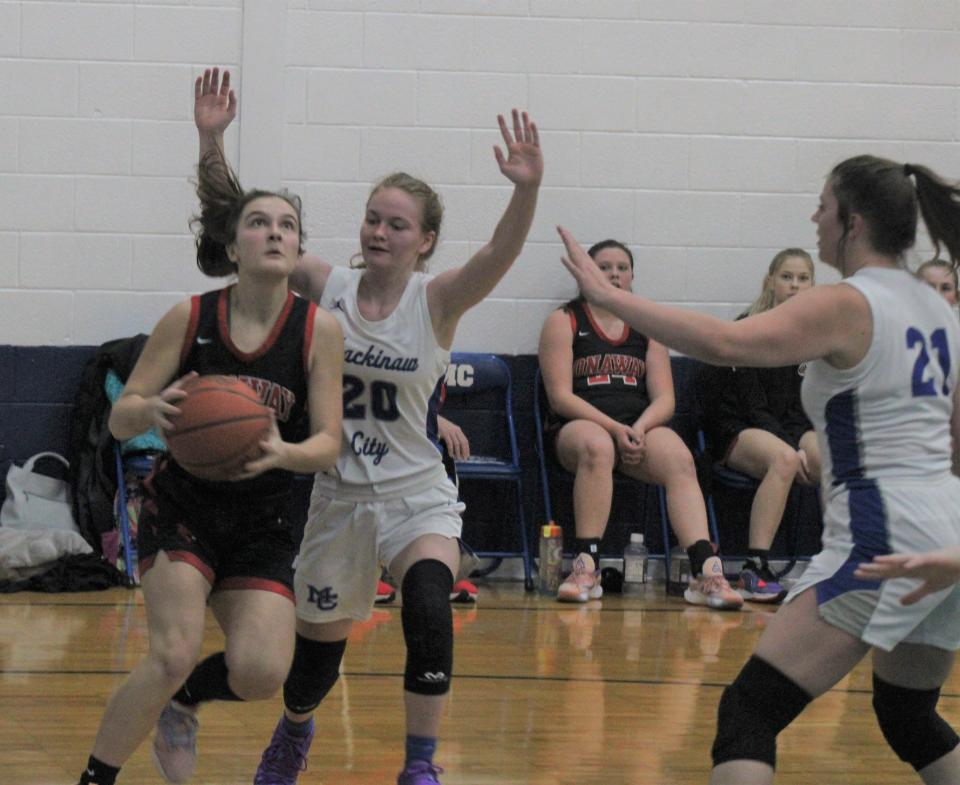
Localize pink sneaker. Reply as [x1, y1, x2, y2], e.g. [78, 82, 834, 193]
[684, 556, 743, 610]
[557, 555, 602, 603]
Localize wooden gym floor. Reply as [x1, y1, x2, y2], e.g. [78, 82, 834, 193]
[3, 580, 955, 785]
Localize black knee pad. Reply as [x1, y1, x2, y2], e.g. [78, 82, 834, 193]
[401, 559, 454, 696]
[282, 635, 347, 715]
[873, 673, 960, 771]
[712, 655, 812, 769]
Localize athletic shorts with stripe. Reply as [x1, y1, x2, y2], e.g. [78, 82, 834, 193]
[137, 457, 296, 599]
[787, 476, 960, 652]
[294, 479, 464, 624]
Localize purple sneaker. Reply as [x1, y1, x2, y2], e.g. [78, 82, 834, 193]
[397, 760, 444, 785]
[253, 717, 314, 785]
[736, 567, 787, 604]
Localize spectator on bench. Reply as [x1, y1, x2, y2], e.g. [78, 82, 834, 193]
[538, 238, 742, 610]
[704, 249, 821, 604]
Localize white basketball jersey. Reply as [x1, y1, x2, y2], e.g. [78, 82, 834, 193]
[316, 266, 450, 499]
[801, 267, 959, 492]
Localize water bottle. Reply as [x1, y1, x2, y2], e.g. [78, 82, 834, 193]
[538, 522, 563, 594]
[623, 532, 649, 588]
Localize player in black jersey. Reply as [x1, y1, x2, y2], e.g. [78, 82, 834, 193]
[76, 149, 343, 785]
[539, 239, 742, 609]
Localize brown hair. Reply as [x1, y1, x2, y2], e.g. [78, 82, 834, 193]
[829, 156, 960, 276]
[746, 248, 815, 315]
[191, 151, 305, 277]
[351, 172, 443, 272]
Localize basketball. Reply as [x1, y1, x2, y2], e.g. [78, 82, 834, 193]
[166, 375, 272, 481]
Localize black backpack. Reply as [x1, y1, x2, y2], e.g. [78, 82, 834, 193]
[66, 334, 149, 552]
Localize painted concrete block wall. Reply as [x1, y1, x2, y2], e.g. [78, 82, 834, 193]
[2, 0, 958, 352]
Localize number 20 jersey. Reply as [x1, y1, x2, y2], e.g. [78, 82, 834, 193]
[801, 267, 960, 492]
[316, 265, 450, 500]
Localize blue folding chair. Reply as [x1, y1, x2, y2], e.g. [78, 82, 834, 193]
[532, 367, 674, 576]
[443, 353, 534, 590]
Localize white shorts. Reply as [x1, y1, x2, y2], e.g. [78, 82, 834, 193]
[293, 479, 464, 623]
[786, 477, 960, 652]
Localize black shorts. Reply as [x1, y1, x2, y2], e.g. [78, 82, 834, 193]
[137, 458, 296, 600]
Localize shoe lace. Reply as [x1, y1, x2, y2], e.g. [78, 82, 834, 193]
[400, 762, 445, 784]
[701, 572, 733, 596]
[258, 730, 309, 779]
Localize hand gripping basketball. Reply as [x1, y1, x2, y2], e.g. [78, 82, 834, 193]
[165, 375, 272, 481]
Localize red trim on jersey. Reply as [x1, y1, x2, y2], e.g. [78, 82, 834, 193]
[302, 299, 317, 372]
[216, 576, 295, 601]
[583, 303, 630, 346]
[218, 286, 296, 362]
[180, 296, 201, 368]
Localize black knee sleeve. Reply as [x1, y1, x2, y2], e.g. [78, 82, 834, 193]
[873, 673, 960, 771]
[712, 655, 812, 768]
[174, 651, 241, 706]
[401, 559, 454, 696]
[282, 635, 347, 715]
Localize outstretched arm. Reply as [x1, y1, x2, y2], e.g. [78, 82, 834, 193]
[855, 548, 960, 605]
[557, 226, 870, 369]
[195, 66, 236, 162]
[195, 68, 334, 301]
[428, 109, 543, 347]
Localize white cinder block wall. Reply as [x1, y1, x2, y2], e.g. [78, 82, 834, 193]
[2, 0, 959, 351]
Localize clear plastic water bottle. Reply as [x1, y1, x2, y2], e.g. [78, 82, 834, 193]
[538, 522, 563, 594]
[623, 532, 649, 588]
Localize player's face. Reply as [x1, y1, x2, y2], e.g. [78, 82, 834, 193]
[770, 256, 813, 306]
[360, 187, 436, 273]
[921, 266, 958, 306]
[231, 196, 301, 276]
[811, 181, 844, 270]
[591, 247, 633, 291]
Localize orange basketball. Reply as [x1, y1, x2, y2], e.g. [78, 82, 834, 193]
[166, 375, 272, 481]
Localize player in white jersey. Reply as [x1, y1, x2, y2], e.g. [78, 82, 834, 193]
[192, 69, 543, 785]
[559, 154, 960, 785]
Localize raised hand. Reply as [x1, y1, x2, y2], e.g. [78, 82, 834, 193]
[493, 109, 543, 189]
[194, 66, 237, 137]
[854, 548, 960, 605]
[557, 226, 617, 308]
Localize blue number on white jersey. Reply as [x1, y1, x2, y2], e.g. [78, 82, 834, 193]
[906, 326, 951, 397]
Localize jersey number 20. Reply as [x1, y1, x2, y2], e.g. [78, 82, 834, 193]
[906, 327, 951, 397]
[343, 375, 400, 420]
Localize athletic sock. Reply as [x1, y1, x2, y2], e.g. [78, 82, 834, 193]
[573, 538, 601, 568]
[405, 734, 438, 766]
[686, 539, 715, 577]
[282, 715, 314, 736]
[78, 755, 119, 785]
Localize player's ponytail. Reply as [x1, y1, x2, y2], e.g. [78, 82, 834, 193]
[907, 163, 960, 274]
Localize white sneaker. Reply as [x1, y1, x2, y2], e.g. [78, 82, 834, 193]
[152, 700, 199, 783]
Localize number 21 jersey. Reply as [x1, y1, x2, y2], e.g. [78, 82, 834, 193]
[801, 267, 960, 491]
[317, 265, 450, 499]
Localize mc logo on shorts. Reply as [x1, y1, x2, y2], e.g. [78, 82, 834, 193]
[307, 585, 339, 610]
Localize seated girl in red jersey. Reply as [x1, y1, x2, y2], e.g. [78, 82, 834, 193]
[538, 239, 742, 610]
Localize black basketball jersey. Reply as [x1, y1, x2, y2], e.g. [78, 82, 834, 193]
[565, 299, 650, 426]
[170, 285, 317, 498]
